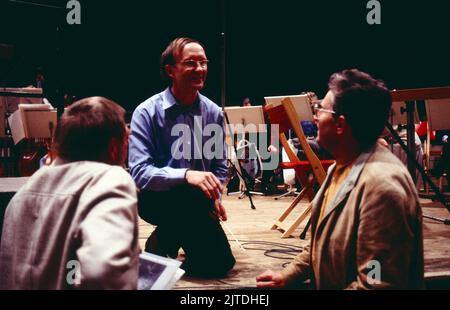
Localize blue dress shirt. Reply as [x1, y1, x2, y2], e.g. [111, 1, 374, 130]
[129, 88, 227, 191]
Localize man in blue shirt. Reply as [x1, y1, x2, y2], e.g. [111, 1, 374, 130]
[129, 37, 235, 278]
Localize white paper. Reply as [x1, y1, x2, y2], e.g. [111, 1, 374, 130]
[224, 106, 266, 134]
[7, 103, 57, 144]
[264, 94, 314, 122]
[138, 252, 185, 290]
[426, 99, 450, 131]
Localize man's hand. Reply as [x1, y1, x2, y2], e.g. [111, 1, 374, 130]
[185, 170, 222, 200]
[268, 145, 278, 153]
[256, 270, 287, 288]
[377, 138, 389, 148]
[212, 199, 227, 221]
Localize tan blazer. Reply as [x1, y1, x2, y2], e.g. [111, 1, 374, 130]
[281, 144, 424, 289]
[0, 159, 139, 289]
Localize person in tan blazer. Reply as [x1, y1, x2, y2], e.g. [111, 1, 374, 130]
[257, 69, 424, 289]
[0, 97, 139, 289]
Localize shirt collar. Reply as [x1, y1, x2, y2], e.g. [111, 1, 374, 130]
[162, 87, 201, 112]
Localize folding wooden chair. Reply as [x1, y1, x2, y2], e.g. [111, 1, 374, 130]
[264, 97, 334, 238]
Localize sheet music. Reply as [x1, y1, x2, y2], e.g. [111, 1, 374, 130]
[224, 106, 266, 134]
[264, 94, 314, 122]
[138, 252, 185, 290]
[0, 87, 43, 138]
[426, 98, 450, 131]
[8, 103, 57, 144]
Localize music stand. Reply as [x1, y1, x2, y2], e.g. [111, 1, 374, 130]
[1, 88, 44, 176]
[426, 99, 450, 132]
[390, 101, 420, 127]
[389, 87, 450, 222]
[224, 106, 266, 135]
[8, 103, 57, 145]
[264, 94, 314, 122]
[388, 101, 422, 185]
[264, 93, 315, 199]
[264, 96, 332, 238]
[1, 87, 43, 138]
[224, 106, 267, 209]
[426, 98, 450, 196]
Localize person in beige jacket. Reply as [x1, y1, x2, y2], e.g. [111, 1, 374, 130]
[0, 97, 139, 289]
[257, 69, 424, 289]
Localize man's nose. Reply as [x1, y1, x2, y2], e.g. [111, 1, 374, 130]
[313, 114, 319, 125]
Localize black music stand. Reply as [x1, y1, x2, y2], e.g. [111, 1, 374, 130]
[224, 106, 268, 210]
[1, 88, 43, 138]
[390, 87, 450, 223]
[227, 138, 264, 199]
[1, 88, 44, 176]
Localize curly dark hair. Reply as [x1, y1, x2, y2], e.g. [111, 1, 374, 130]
[328, 69, 392, 150]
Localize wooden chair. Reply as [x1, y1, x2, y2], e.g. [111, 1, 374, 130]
[264, 97, 334, 238]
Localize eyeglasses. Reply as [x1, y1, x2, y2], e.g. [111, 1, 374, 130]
[179, 59, 209, 69]
[312, 103, 336, 116]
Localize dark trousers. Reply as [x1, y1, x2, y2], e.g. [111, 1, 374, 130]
[138, 185, 235, 278]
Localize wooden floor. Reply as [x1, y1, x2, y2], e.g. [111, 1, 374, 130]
[138, 193, 450, 290]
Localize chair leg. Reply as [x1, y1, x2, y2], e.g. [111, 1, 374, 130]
[274, 187, 298, 200]
[271, 179, 315, 238]
[281, 203, 312, 238]
[271, 187, 308, 231]
[299, 218, 311, 240]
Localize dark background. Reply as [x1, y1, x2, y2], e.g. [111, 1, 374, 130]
[1, 0, 449, 113]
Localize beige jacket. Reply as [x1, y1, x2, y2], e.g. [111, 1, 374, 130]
[0, 159, 139, 289]
[281, 144, 424, 289]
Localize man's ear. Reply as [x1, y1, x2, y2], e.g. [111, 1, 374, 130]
[165, 64, 174, 79]
[335, 115, 347, 135]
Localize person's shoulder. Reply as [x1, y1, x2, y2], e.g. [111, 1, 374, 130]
[57, 161, 133, 185]
[365, 144, 409, 175]
[73, 162, 137, 195]
[360, 145, 416, 191]
[356, 146, 420, 216]
[82, 162, 133, 180]
[134, 90, 167, 114]
[15, 162, 112, 195]
[199, 93, 222, 115]
[199, 93, 219, 109]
